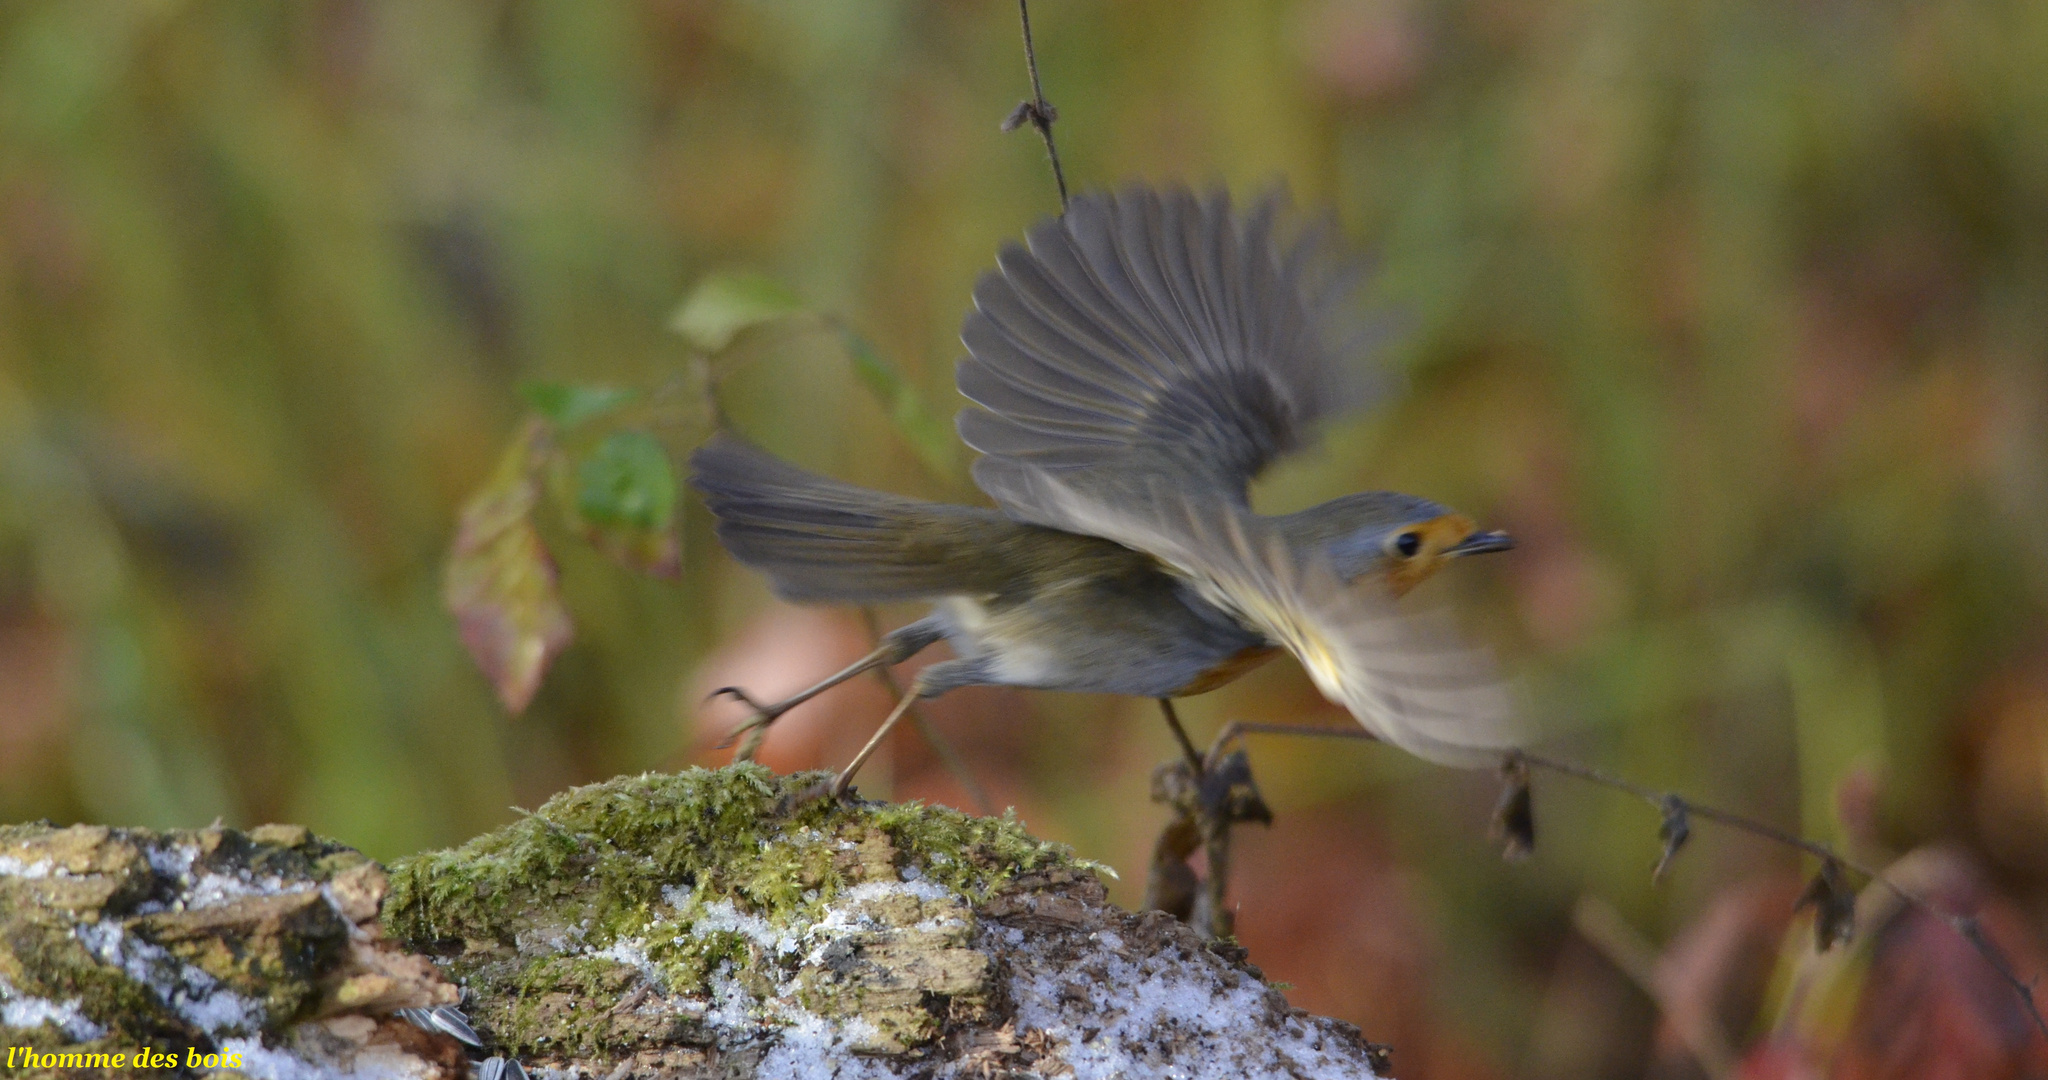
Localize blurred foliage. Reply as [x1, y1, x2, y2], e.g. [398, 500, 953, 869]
[3, 0, 2048, 1075]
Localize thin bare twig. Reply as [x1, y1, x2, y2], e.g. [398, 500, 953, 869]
[859, 607, 995, 816]
[1511, 749, 2048, 1045]
[1195, 724, 2048, 1044]
[1204, 720, 1364, 769]
[1009, 0, 1069, 210]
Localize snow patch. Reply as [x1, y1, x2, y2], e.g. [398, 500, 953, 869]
[184, 871, 299, 910]
[72, 920, 262, 1035]
[592, 937, 655, 982]
[145, 842, 197, 879]
[0, 976, 106, 1042]
[220, 1034, 440, 1080]
[693, 898, 803, 956]
[0, 855, 57, 879]
[1002, 923, 1379, 1080]
[812, 880, 959, 939]
[753, 1008, 899, 1080]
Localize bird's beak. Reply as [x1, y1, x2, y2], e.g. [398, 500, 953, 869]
[1445, 530, 1514, 557]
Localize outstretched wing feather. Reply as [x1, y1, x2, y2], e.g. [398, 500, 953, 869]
[957, 185, 1389, 517]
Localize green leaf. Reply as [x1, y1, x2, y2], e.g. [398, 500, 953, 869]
[669, 271, 806, 352]
[573, 429, 681, 577]
[844, 331, 957, 477]
[516, 381, 639, 430]
[444, 420, 574, 713]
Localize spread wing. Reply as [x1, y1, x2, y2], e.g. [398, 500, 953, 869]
[955, 185, 1510, 764]
[956, 184, 1393, 521]
[983, 470, 1521, 766]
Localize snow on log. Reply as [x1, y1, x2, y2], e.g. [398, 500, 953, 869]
[1, 766, 1388, 1079]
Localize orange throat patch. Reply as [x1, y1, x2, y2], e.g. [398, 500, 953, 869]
[1383, 513, 1478, 598]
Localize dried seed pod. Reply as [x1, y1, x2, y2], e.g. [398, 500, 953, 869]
[1653, 796, 1691, 883]
[1795, 857, 1857, 951]
[1199, 748, 1273, 827]
[1001, 100, 1056, 132]
[1492, 755, 1535, 862]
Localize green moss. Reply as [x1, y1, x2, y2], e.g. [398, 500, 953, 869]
[871, 802, 1076, 903]
[382, 765, 1080, 1056]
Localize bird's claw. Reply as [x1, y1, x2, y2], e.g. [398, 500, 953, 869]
[708, 686, 787, 753]
[708, 685, 768, 711]
[775, 777, 851, 814]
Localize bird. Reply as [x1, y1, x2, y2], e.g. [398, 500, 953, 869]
[691, 184, 1519, 796]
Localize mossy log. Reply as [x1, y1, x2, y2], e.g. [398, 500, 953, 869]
[2, 766, 1389, 1079]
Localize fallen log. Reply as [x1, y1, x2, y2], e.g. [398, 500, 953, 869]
[1, 765, 1389, 1079]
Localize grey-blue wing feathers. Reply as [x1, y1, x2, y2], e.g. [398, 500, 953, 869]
[957, 185, 1391, 511]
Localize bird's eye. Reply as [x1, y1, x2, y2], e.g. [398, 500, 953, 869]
[1394, 531, 1422, 558]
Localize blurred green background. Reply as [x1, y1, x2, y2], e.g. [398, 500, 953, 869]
[4, 1, 2047, 1076]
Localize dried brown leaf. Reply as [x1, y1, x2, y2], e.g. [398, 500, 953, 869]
[1492, 755, 1535, 861]
[445, 420, 573, 713]
[1795, 858, 1856, 952]
[1654, 796, 1691, 883]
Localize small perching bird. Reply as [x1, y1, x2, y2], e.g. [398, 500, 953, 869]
[692, 184, 1520, 794]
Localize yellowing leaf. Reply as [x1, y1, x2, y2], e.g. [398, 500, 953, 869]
[669, 271, 805, 352]
[445, 420, 573, 713]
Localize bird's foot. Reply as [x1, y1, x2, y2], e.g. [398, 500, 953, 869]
[774, 776, 856, 815]
[708, 686, 792, 761]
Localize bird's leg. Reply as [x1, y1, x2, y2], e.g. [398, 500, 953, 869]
[1156, 698, 1205, 775]
[713, 646, 889, 761]
[826, 682, 925, 800]
[710, 617, 942, 762]
[862, 608, 995, 816]
[1203, 720, 1378, 771]
[824, 656, 982, 800]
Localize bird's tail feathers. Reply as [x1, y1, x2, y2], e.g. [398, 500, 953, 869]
[689, 433, 1008, 604]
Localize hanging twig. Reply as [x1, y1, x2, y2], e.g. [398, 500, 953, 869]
[1143, 702, 1273, 937]
[1006, 0, 1069, 210]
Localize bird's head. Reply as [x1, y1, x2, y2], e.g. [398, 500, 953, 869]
[1278, 492, 1515, 597]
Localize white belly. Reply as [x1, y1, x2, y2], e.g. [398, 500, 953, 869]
[934, 595, 1058, 685]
